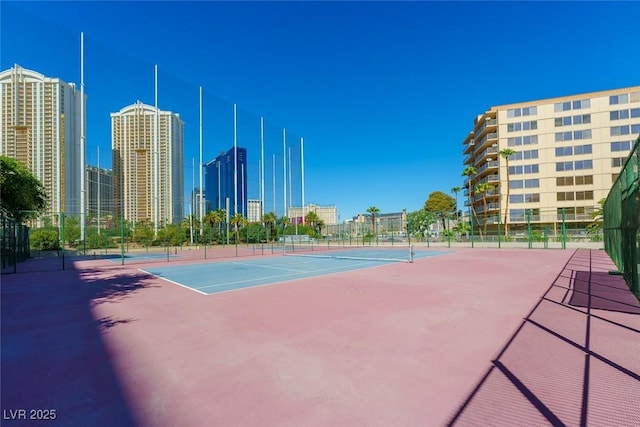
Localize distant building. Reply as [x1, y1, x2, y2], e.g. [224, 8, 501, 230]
[288, 203, 338, 226]
[191, 187, 207, 219]
[205, 147, 248, 217]
[462, 85, 640, 234]
[86, 165, 113, 217]
[247, 199, 262, 222]
[111, 101, 184, 225]
[0, 64, 84, 217]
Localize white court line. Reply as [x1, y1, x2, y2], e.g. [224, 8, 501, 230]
[230, 261, 307, 273]
[139, 268, 208, 295]
[198, 261, 377, 290]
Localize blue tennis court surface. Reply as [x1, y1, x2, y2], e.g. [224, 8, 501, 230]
[141, 249, 449, 295]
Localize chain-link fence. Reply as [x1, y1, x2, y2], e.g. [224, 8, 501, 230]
[1, 214, 30, 273]
[604, 135, 639, 298]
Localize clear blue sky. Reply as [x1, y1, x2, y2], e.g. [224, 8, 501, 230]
[2, 1, 639, 221]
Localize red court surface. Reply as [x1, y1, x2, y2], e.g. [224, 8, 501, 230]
[1, 248, 638, 426]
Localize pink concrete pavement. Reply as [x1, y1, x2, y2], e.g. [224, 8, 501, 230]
[2, 248, 638, 426]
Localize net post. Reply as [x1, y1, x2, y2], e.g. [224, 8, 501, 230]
[409, 243, 414, 263]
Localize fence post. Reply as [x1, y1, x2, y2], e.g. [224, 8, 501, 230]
[561, 208, 567, 250]
[61, 212, 66, 270]
[527, 210, 532, 249]
[497, 214, 502, 249]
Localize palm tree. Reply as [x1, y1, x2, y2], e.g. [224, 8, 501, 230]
[205, 209, 225, 243]
[451, 186, 461, 220]
[499, 148, 516, 236]
[262, 211, 277, 242]
[305, 210, 323, 236]
[475, 182, 495, 238]
[462, 166, 477, 228]
[230, 213, 246, 244]
[366, 206, 380, 237]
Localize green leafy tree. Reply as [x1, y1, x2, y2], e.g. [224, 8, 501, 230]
[366, 206, 380, 236]
[205, 209, 226, 243]
[587, 198, 606, 236]
[0, 156, 47, 222]
[64, 215, 81, 246]
[499, 148, 516, 236]
[424, 191, 456, 230]
[406, 208, 435, 240]
[30, 228, 60, 251]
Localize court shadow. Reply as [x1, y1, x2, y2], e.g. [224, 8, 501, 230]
[447, 249, 640, 426]
[0, 260, 157, 426]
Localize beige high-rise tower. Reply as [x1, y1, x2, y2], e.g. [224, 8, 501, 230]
[0, 64, 84, 217]
[462, 86, 640, 237]
[111, 101, 184, 227]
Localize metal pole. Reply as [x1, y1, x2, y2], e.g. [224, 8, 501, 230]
[497, 214, 501, 249]
[527, 209, 532, 249]
[561, 208, 567, 249]
[199, 86, 204, 236]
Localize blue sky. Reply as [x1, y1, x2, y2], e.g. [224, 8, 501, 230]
[2, 1, 639, 221]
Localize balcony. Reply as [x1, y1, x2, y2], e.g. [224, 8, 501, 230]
[473, 132, 498, 153]
[474, 118, 498, 139]
[475, 202, 500, 214]
[475, 160, 499, 178]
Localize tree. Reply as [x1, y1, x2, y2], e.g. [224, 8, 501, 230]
[262, 211, 277, 241]
[587, 198, 606, 236]
[305, 210, 324, 236]
[462, 166, 478, 229]
[230, 213, 247, 244]
[424, 191, 455, 230]
[451, 186, 461, 220]
[366, 206, 380, 237]
[406, 208, 435, 240]
[205, 209, 225, 242]
[0, 156, 47, 222]
[474, 182, 495, 238]
[499, 148, 516, 236]
[64, 215, 81, 246]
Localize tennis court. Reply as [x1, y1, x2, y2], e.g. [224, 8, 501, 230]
[142, 248, 449, 295]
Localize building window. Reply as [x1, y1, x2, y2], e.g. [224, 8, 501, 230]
[611, 140, 632, 152]
[523, 135, 538, 145]
[510, 209, 525, 221]
[556, 161, 573, 171]
[557, 176, 574, 186]
[523, 164, 539, 174]
[610, 94, 629, 105]
[631, 92, 640, 103]
[575, 175, 593, 185]
[555, 146, 573, 156]
[610, 109, 630, 120]
[612, 157, 626, 167]
[610, 125, 630, 136]
[573, 129, 591, 140]
[509, 180, 524, 189]
[510, 194, 524, 203]
[525, 178, 539, 188]
[632, 108, 640, 118]
[525, 193, 540, 203]
[632, 124, 640, 134]
[574, 144, 592, 155]
[557, 192, 575, 201]
[574, 159, 593, 170]
[612, 173, 619, 182]
[575, 191, 594, 201]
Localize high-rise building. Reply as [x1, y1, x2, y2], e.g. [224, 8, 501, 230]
[111, 101, 184, 226]
[205, 147, 247, 217]
[247, 199, 262, 222]
[86, 165, 113, 217]
[461, 86, 640, 235]
[0, 64, 84, 217]
[191, 187, 207, 219]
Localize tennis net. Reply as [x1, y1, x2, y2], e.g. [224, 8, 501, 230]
[283, 241, 415, 263]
